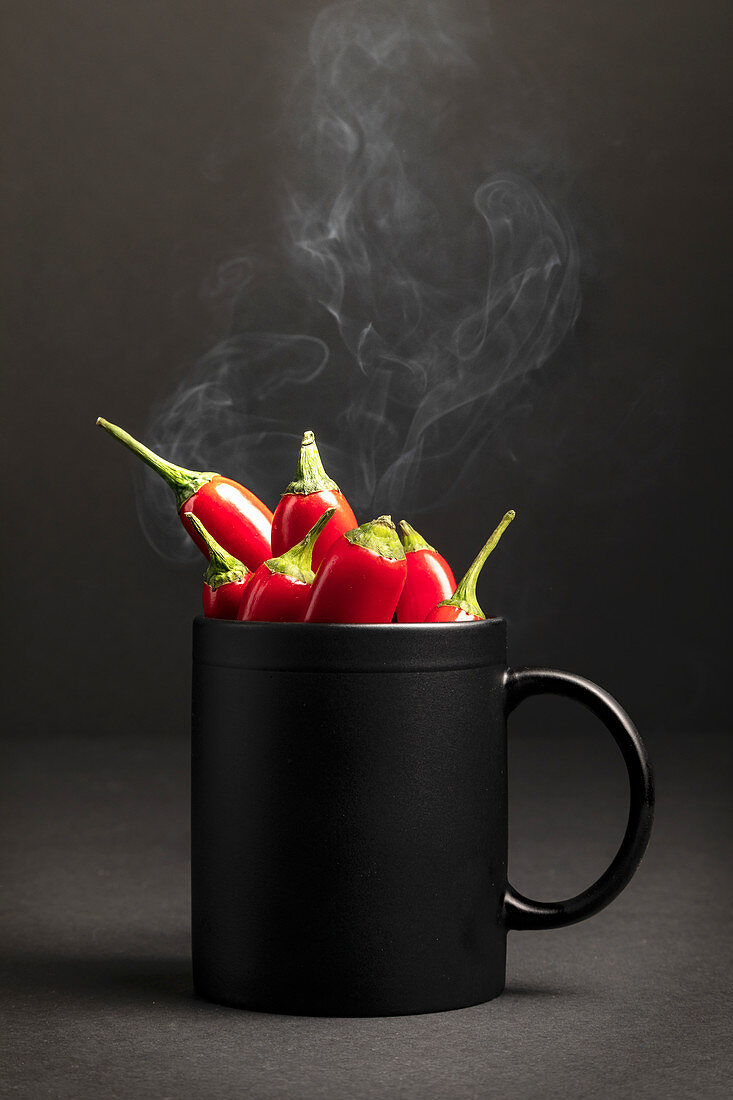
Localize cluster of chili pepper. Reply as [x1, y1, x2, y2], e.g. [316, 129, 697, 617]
[97, 417, 515, 624]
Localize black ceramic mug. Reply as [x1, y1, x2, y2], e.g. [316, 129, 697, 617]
[191, 617, 653, 1016]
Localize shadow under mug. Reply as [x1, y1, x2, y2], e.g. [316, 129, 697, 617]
[191, 617, 654, 1016]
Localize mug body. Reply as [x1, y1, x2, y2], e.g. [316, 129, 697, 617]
[191, 617, 509, 1016]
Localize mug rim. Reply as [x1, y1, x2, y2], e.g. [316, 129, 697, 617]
[193, 615, 508, 673]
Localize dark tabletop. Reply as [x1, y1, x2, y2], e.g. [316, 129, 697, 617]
[1, 726, 730, 1099]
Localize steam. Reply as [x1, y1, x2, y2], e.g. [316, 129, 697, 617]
[139, 0, 580, 561]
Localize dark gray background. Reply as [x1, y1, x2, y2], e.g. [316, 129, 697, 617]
[3, 0, 731, 742]
[2, 1, 731, 1096]
[1, 0, 730, 743]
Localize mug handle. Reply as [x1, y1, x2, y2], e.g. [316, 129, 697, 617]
[503, 667, 654, 931]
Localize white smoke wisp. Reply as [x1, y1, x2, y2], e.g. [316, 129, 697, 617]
[136, 333, 330, 561]
[138, 0, 580, 561]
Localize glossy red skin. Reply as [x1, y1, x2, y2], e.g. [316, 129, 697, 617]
[304, 538, 407, 623]
[202, 576, 252, 620]
[395, 548, 456, 623]
[424, 604, 481, 623]
[180, 475, 273, 572]
[271, 490, 358, 573]
[237, 564, 312, 622]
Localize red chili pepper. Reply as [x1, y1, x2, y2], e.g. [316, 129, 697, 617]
[303, 515, 407, 624]
[394, 520, 456, 623]
[271, 430, 357, 572]
[185, 514, 252, 619]
[238, 508, 336, 622]
[96, 418, 273, 570]
[424, 510, 515, 623]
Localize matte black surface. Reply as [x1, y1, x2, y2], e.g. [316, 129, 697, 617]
[505, 667, 654, 929]
[1, 728, 729, 1099]
[193, 615, 508, 672]
[192, 619, 652, 1015]
[192, 620, 509, 1014]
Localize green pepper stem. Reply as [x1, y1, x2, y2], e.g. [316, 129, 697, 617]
[283, 430, 339, 496]
[446, 510, 516, 618]
[268, 507, 336, 580]
[398, 520, 435, 554]
[344, 515, 405, 561]
[96, 417, 215, 510]
[185, 514, 249, 589]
